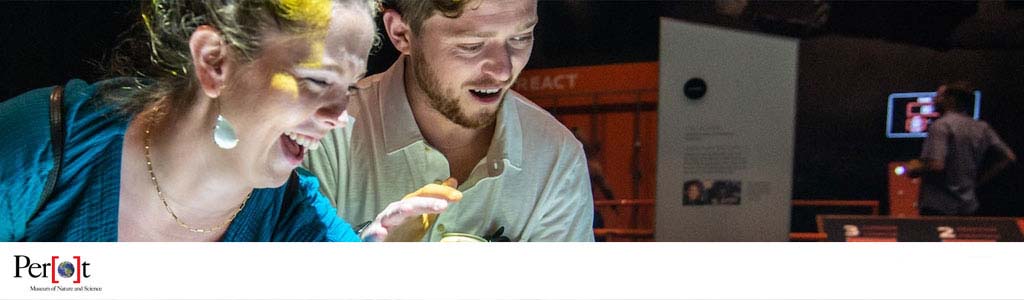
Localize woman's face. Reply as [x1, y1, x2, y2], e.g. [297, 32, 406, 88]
[218, 3, 374, 187]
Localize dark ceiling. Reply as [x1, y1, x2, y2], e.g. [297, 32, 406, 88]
[525, 0, 1024, 69]
[3, 1, 1022, 98]
[662, 0, 1024, 50]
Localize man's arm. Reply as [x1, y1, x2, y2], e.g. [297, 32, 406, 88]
[977, 127, 1017, 186]
[531, 143, 595, 242]
[977, 156, 1014, 186]
[909, 121, 950, 178]
[907, 158, 945, 178]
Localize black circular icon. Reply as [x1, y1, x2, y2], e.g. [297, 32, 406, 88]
[683, 78, 707, 100]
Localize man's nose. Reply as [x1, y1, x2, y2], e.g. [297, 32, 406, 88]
[480, 43, 512, 83]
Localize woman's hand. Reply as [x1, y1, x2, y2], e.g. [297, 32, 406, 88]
[360, 178, 461, 242]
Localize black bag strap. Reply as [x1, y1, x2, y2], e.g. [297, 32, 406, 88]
[31, 85, 66, 220]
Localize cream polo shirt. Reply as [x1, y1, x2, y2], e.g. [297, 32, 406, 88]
[303, 57, 594, 242]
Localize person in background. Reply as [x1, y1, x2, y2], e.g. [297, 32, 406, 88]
[908, 81, 1016, 216]
[708, 181, 740, 205]
[682, 180, 708, 206]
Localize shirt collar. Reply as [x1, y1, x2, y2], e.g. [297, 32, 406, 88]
[489, 90, 524, 170]
[378, 56, 422, 154]
[378, 56, 522, 170]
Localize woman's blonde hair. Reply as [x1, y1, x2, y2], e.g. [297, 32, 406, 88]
[105, 0, 381, 116]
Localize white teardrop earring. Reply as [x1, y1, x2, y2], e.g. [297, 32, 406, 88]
[213, 99, 239, 149]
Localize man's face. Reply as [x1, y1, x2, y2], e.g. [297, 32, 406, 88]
[409, 0, 537, 128]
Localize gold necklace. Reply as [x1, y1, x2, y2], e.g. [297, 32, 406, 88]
[143, 108, 250, 233]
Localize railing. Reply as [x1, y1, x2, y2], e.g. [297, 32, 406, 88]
[593, 199, 882, 242]
[791, 199, 880, 215]
[594, 199, 655, 242]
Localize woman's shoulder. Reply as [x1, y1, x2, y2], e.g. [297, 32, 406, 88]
[1, 78, 133, 131]
[0, 78, 128, 240]
[64, 78, 137, 127]
[0, 79, 104, 174]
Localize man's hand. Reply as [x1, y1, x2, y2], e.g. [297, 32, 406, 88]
[905, 159, 925, 178]
[361, 178, 462, 242]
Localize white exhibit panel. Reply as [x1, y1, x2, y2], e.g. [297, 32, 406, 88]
[656, 18, 798, 241]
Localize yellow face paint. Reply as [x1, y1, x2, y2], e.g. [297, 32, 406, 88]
[271, 73, 299, 99]
[275, 0, 333, 30]
[276, 0, 333, 70]
[299, 41, 325, 68]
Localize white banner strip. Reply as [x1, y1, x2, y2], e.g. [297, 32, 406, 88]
[2, 243, 1022, 299]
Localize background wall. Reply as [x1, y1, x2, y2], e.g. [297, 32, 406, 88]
[0, 2, 135, 100]
[796, 34, 1024, 217]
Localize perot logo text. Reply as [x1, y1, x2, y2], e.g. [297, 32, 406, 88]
[13, 255, 92, 284]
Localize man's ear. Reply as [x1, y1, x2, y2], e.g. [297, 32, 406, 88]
[382, 10, 414, 55]
[189, 25, 230, 99]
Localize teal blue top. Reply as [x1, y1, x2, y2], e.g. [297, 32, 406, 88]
[0, 79, 360, 242]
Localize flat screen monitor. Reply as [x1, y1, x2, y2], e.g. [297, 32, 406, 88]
[885, 91, 981, 138]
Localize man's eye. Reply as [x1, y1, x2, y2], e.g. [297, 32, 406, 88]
[458, 43, 483, 52]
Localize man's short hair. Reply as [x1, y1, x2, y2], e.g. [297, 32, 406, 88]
[381, 0, 476, 34]
[942, 81, 974, 112]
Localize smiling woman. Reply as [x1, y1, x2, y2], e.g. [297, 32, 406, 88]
[0, 0, 458, 242]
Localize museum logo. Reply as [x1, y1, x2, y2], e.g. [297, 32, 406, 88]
[12, 255, 102, 292]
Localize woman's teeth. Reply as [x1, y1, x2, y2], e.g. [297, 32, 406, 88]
[285, 131, 320, 151]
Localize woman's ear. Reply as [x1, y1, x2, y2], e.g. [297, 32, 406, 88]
[189, 25, 231, 99]
[382, 10, 413, 55]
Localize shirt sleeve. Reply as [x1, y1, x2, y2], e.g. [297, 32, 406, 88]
[531, 141, 596, 242]
[0, 86, 57, 241]
[921, 120, 950, 165]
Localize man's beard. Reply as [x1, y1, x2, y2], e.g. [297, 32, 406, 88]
[411, 52, 499, 129]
